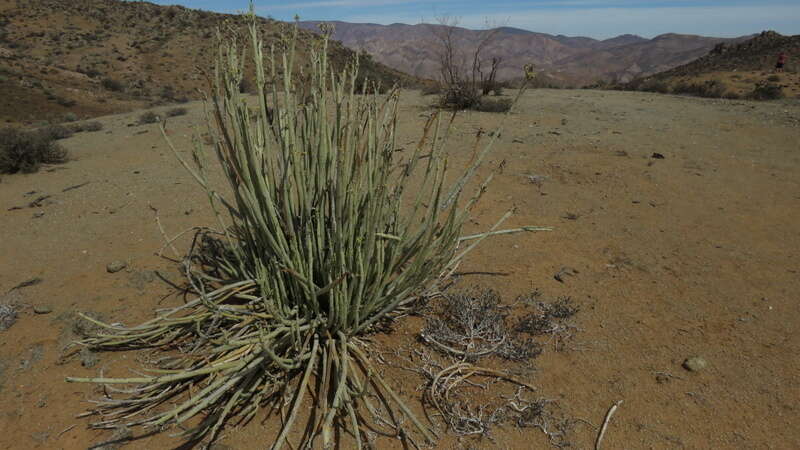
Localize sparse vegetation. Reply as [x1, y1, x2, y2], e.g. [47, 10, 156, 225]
[672, 79, 728, 98]
[38, 124, 74, 140]
[749, 81, 784, 100]
[101, 77, 124, 92]
[165, 107, 187, 117]
[413, 288, 576, 443]
[421, 83, 442, 96]
[70, 121, 103, 133]
[474, 97, 514, 113]
[0, 127, 68, 174]
[430, 17, 511, 112]
[66, 15, 543, 447]
[638, 78, 671, 94]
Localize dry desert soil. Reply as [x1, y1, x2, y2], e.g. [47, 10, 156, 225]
[1, 88, 799, 449]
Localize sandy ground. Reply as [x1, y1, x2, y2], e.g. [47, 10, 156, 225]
[1, 89, 799, 449]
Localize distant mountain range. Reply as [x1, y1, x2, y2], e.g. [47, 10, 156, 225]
[299, 21, 751, 86]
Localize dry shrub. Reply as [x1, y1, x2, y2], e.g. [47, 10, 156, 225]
[38, 124, 74, 140]
[412, 288, 576, 444]
[672, 79, 728, 98]
[166, 107, 187, 117]
[101, 77, 124, 92]
[474, 97, 513, 113]
[0, 127, 68, 174]
[749, 81, 784, 100]
[71, 121, 103, 133]
[137, 111, 159, 124]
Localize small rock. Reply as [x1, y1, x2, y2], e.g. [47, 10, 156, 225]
[0, 304, 17, 331]
[655, 373, 670, 384]
[682, 356, 707, 372]
[651, 152, 665, 159]
[554, 267, 579, 283]
[562, 212, 580, 220]
[30, 432, 49, 444]
[107, 261, 128, 273]
[34, 305, 53, 314]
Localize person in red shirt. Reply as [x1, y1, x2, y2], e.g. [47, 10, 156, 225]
[775, 52, 787, 73]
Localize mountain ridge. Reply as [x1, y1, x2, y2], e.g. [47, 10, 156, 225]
[298, 20, 751, 85]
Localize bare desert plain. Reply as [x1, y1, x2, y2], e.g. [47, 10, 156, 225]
[1, 88, 799, 449]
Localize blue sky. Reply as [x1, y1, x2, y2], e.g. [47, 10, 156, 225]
[148, 0, 800, 39]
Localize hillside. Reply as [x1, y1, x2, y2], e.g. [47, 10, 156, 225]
[654, 31, 800, 77]
[297, 21, 747, 86]
[0, 0, 415, 125]
[625, 31, 800, 99]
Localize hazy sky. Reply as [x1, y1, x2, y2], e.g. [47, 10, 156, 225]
[148, 0, 800, 39]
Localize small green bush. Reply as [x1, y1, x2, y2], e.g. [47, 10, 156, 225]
[0, 128, 68, 174]
[749, 82, 784, 100]
[166, 107, 187, 117]
[62, 112, 78, 122]
[138, 111, 160, 124]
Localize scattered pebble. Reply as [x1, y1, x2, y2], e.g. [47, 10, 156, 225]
[33, 305, 53, 314]
[562, 212, 580, 220]
[651, 152, 665, 159]
[554, 267, 579, 283]
[30, 432, 49, 444]
[107, 261, 128, 273]
[682, 356, 708, 372]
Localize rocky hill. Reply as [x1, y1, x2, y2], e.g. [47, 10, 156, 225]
[623, 31, 800, 99]
[651, 31, 799, 77]
[297, 21, 748, 86]
[0, 0, 415, 125]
